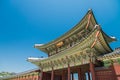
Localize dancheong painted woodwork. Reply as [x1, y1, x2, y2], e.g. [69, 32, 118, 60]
[2, 9, 120, 80]
[28, 9, 115, 72]
[0, 68, 40, 80]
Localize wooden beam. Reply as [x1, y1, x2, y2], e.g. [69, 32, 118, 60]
[89, 62, 96, 80]
[51, 67, 54, 80]
[78, 68, 82, 80]
[39, 70, 43, 80]
[62, 70, 65, 80]
[111, 65, 117, 80]
[68, 64, 71, 80]
[86, 13, 92, 29]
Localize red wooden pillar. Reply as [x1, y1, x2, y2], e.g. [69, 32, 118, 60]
[20, 77, 21, 80]
[32, 74, 34, 80]
[62, 70, 65, 80]
[51, 67, 54, 80]
[21, 76, 23, 80]
[22, 76, 24, 80]
[68, 64, 71, 80]
[78, 68, 82, 80]
[26, 75, 28, 80]
[25, 76, 26, 80]
[25, 76, 27, 80]
[28, 75, 30, 80]
[90, 62, 96, 80]
[111, 64, 117, 80]
[39, 70, 43, 80]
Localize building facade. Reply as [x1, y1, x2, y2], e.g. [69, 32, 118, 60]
[1, 10, 120, 80]
[0, 69, 40, 80]
[27, 10, 120, 80]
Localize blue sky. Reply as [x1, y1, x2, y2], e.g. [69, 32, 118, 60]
[0, 0, 120, 73]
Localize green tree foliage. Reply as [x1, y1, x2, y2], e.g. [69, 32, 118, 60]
[117, 58, 120, 64]
[103, 60, 113, 67]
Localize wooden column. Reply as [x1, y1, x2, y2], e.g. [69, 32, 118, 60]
[25, 76, 26, 80]
[22, 76, 23, 80]
[39, 70, 43, 80]
[19, 76, 21, 80]
[78, 68, 82, 80]
[90, 62, 96, 80]
[23, 76, 24, 80]
[32, 74, 34, 80]
[62, 70, 65, 80]
[68, 64, 71, 80]
[26, 76, 27, 80]
[111, 64, 117, 80]
[20, 77, 21, 80]
[22, 76, 24, 80]
[28, 74, 30, 80]
[51, 67, 54, 80]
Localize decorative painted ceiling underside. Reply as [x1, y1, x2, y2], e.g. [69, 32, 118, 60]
[28, 10, 116, 72]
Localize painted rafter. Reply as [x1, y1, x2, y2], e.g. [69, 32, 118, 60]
[98, 49, 120, 61]
[28, 27, 112, 71]
[34, 9, 98, 54]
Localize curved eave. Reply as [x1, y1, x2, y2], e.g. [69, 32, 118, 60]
[30, 29, 113, 71]
[35, 9, 98, 53]
[27, 57, 46, 62]
[101, 30, 117, 43]
[98, 48, 120, 61]
[98, 52, 120, 61]
[94, 28, 113, 54]
[27, 57, 47, 67]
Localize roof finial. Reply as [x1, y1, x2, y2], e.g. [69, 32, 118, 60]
[94, 24, 99, 29]
[88, 8, 92, 11]
[88, 8, 92, 14]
